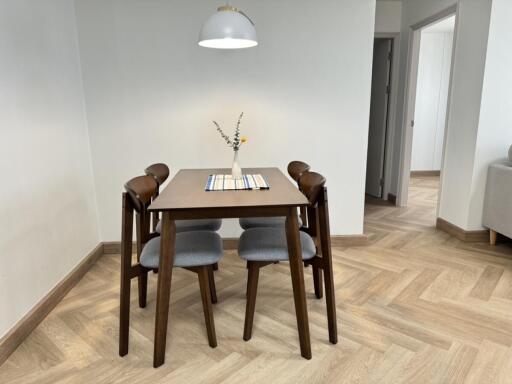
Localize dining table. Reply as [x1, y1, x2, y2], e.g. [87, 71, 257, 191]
[148, 167, 311, 368]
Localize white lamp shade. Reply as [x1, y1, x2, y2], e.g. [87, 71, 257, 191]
[199, 8, 258, 49]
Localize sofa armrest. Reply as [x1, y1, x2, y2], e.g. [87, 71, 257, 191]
[483, 162, 512, 239]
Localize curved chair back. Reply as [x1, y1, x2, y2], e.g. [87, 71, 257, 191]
[145, 163, 170, 187]
[298, 172, 326, 206]
[124, 175, 158, 252]
[287, 161, 311, 183]
[288, 161, 311, 226]
[298, 171, 329, 243]
[144, 163, 170, 231]
[125, 175, 158, 213]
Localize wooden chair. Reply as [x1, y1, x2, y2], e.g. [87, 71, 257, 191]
[145, 163, 222, 234]
[238, 171, 337, 345]
[238, 161, 323, 298]
[239, 161, 311, 229]
[119, 175, 222, 357]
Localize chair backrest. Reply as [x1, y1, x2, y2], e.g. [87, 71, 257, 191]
[298, 172, 326, 206]
[145, 163, 170, 188]
[144, 163, 170, 231]
[287, 161, 311, 183]
[298, 171, 330, 242]
[288, 161, 311, 227]
[125, 175, 158, 212]
[124, 175, 158, 250]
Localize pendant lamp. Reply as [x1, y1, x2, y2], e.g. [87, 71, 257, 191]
[198, 4, 258, 49]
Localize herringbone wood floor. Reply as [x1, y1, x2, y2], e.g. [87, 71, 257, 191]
[1, 176, 512, 383]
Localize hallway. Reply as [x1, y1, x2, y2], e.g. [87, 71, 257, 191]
[365, 175, 440, 233]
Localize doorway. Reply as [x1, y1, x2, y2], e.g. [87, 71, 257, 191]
[365, 37, 394, 199]
[398, 8, 457, 215]
[411, 17, 455, 178]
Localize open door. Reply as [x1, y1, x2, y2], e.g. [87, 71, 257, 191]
[365, 38, 393, 198]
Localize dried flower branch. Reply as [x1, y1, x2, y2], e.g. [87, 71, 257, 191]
[213, 112, 247, 152]
[213, 120, 233, 147]
[232, 112, 244, 150]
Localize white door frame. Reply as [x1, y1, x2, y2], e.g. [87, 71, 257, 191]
[374, 32, 400, 201]
[397, 5, 458, 209]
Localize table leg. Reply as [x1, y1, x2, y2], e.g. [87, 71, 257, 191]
[153, 212, 176, 368]
[285, 208, 312, 359]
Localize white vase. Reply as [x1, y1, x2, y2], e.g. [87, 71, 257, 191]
[232, 150, 242, 180]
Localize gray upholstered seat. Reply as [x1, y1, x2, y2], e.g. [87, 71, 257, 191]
[239, 216, 303, 230]
[238, 227, 316, 262]
[140, 231, 223, 269]
[155, 219, 222, 234]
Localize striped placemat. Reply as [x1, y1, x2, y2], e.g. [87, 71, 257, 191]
[205, 174, 270, 191]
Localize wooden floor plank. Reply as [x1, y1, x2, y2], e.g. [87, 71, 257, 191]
[1, 176, 511, 383]
[470, 265, 505, 300]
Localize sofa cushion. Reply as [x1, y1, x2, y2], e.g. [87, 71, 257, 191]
[483, 163, 512, 240]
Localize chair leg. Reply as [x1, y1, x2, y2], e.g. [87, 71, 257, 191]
[213, 263, 219, 271]
[119, 274, 130, 356]
[246, 261, 250, 297]
[138, 271, 148, 308]
[323, 257, 337, 344]
[312, 265, 323, 299]
[490, 229, 498, 245]
[208, 265, 218, 304]
[119, 194, 133, 357]
[198, 266, 217, 348]
[244, 262, 260, 341]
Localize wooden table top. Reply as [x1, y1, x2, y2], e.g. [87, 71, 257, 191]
[149, 167, 308, 211]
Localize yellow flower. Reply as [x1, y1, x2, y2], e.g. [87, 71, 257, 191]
[241, 136, 248, 144]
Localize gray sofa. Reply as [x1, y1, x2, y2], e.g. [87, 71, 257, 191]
[482, 145, 512, 244]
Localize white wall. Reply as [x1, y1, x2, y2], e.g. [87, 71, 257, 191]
[375, 1, 402, 33]
[374, 1, 402, 200]
[411, 31, 453, 171]
[0, 0, 99, 338]
[436, 0, 492, 229]
[378, 0, 512, 231]
[390, 0, 459, 201]
[389, 0, 495, 232]
[74, 0, 377, 240]
[467, 0, 512, 230]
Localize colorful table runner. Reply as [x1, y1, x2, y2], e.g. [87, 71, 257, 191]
[205, 174, 270, 191]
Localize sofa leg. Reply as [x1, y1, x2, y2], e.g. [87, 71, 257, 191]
[490, 230, 498, 246]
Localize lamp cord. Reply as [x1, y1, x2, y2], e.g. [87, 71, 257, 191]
[238, 10, 255, 25]
[221, 1, 255, 26]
